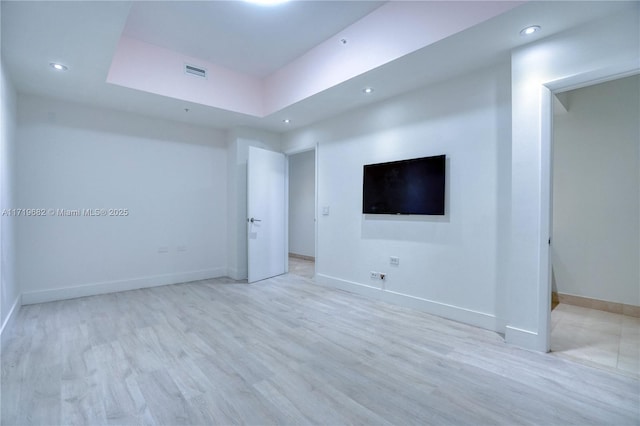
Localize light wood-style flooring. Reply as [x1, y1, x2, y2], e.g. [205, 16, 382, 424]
[2, 273, 639, 425]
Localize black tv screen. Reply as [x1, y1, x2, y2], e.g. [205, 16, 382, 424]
[362, 155, 445, 215]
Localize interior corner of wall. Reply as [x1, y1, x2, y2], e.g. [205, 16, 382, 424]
[0, 293, 21, 351]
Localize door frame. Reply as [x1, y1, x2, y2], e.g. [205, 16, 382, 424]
[285, 144, 318, 278]
[539, 64, 639, 351]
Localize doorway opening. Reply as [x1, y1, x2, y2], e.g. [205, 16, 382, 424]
[548, 75, 639, 377]
[287, 148, 316, 280]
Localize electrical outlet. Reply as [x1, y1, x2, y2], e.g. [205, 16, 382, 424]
[390, 256, 399, 266]
[370, 271, 379, 279]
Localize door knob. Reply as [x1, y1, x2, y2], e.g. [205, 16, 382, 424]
[248, 217, 262, 223]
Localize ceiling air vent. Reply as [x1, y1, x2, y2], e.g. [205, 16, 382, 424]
[185, 64, 207, 79]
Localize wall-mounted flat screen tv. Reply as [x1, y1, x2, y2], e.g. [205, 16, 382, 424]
[362, 155, 445, 215]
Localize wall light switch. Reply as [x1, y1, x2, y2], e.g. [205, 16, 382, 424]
[322, 206, 330, 216]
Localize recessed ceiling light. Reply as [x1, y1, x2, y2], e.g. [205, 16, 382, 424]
[520, 25, 541, 36]
[283, 119, 291, 124]
[244, 0, 290, 5]
[363, 87, 374, 94]
[49, 62, 68, 71]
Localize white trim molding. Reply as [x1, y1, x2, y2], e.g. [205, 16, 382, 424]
[21, 268, 227, 305]
[505, 325, 541, 351]
[226, 267, 247, 281]
[316, 273, 506, 333]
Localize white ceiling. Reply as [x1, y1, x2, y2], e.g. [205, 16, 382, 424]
[123, 1, 384, 77]
[1, 1, 636, 133]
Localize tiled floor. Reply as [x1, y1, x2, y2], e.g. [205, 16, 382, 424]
[551, 303, 639, 377]
[288, 256, 315, 279]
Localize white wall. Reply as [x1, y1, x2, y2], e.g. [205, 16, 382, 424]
[0, 48, 19, 338]
[553, 75, 639, 306]
[17, 95, 229, 303]
[510, 6, 639, 350]
[226, 127, 282, 280]
[283, 62, 512, 331]
[288, 150, 315, 258]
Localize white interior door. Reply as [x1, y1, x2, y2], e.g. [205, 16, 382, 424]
[247, 146, 286, 283]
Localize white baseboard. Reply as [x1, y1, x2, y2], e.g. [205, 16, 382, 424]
[227, 267, 247, 281]
[21, 268, 227, 305]
[316, 273, 506, 333]
[1, 294, 21, 352]
[289, 253, 315, 261]
[505, 325, 542, 351]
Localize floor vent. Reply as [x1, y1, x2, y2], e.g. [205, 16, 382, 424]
[185, 64, 207, 79]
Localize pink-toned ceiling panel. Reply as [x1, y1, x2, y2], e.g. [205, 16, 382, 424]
[107, 36, 264, 116]
[107, 2, 523, 118]
[263, 1, 523, 115]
